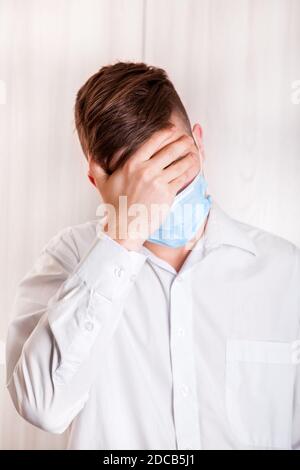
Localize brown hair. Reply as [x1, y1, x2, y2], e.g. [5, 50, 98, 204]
[74, 61, 192, 175]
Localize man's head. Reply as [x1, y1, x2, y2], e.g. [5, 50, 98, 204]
[74, 61, 204, 185]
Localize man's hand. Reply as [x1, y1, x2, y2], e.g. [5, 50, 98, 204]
[90, 127, 200, 251]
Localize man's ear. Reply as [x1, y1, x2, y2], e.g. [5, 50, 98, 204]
[87, 154, 96, 187]
[87, 153, 108, 189]
[192, 123, 205, 161]
[87, 173, 96, 187]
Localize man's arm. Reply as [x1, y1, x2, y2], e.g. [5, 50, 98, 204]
[6, 127, 199, 434]
[5, 226, 146, 433]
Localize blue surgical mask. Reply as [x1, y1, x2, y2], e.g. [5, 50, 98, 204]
[147, 171, 212, 248]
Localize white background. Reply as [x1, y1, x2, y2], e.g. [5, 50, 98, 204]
[0, 0, 299, 449]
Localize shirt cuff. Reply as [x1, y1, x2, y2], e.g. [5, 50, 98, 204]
[75, 232, 147, 302]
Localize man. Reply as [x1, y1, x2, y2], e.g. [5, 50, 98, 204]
[6, 62, 300, 450]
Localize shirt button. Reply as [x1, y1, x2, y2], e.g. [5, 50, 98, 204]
[84, 321, 94, 332]
[130, 274, 136, 282]
[114, 266, 124, 278]
[176, 275, 183, 282]
[180, 384, 189, 397]
[177, 327, 185, 337]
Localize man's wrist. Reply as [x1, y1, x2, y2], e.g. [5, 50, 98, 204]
[102, 221, 146, 252]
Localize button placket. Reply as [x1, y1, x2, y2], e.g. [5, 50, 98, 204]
[180, 384, 189, 397]
[176, 327, 185, 337]
[114, 266, 125, 278]
[84, 320, 94, 332]
[169, 275, 202, 450]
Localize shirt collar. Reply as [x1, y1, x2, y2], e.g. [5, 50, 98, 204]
[138, 195, 257, 274]
[202, 196, 257, 256]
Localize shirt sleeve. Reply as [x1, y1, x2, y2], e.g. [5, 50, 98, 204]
[5, 227, 147, 434]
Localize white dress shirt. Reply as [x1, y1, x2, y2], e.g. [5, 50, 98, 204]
[5, 197, 300, 450]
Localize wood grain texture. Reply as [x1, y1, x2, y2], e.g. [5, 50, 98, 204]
[0, 0, 299, 450]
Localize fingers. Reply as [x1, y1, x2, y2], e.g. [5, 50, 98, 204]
[169, 163, 200, 195]
[148, 134, 198, 172]
[130, 126, 176, 164]
[162, 151, 200, 183]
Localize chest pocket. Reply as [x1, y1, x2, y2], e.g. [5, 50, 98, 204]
[225, 339, 295, 449]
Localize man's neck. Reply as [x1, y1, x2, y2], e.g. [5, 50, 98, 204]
[143, 215, 209, 273]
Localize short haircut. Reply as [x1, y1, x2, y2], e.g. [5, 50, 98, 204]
[75, 61, 192, 174]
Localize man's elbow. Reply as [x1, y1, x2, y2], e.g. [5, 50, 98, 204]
[20, 402, 70, 434]
[6, 381, 70, 434]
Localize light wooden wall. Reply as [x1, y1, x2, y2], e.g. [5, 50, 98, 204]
[0, 0, 299, 449]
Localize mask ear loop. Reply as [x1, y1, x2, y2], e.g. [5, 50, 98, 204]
[198, 146, 210, 200]
[192, 133, 210, 204]
[200, 152, 205, 178]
